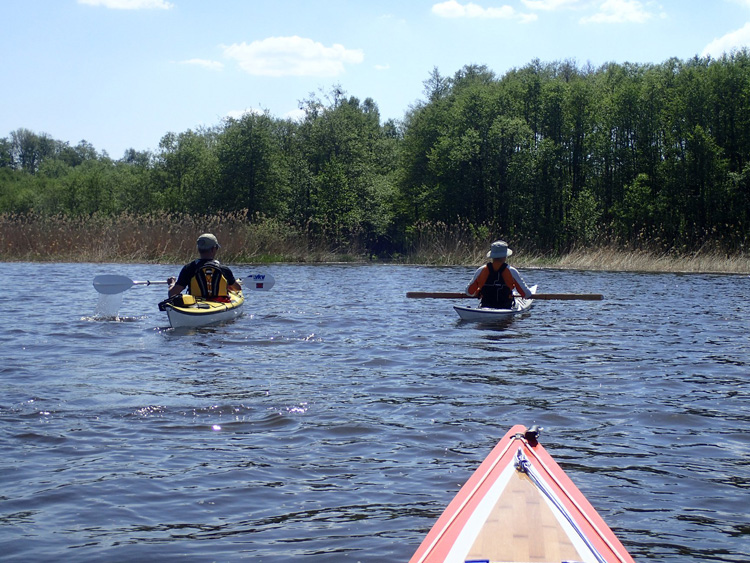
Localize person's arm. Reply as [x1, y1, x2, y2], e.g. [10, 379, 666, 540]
[503, 266, 532, 298]
[168, 265, 191, 297]
[223, 267, 242, 293]
[467, 266, 489, 296]
[168, 278, 185, 297]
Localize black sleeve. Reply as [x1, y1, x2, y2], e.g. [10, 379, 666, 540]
[175, 262, 195, 287]
[222, 266, 237, 285]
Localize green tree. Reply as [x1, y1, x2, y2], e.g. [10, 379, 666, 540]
[9, 128, 55, 173]
[0, 138, 13, 168]
[298, 89, 397, 247]
[216, 113, 287, 217]
[155, 128, 220, 213]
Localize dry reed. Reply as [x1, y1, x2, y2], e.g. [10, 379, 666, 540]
[535, 246, 750, 274]
[0, 211, 377, 264]
[1, 212, 748, 273]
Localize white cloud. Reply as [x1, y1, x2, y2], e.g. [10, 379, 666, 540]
[374, 63, 391, 71]
[580, 0, 654, 24]
[230, 107, 305, 122]
[522, 0, 580, 10]
[702, 22, 750, 58]
[222, 36, 364, 77]
[180, 59, 224, 71]
[431, 1, 535, 21]
[78, 0, 173, 9]
[284, 108, 307, 122]
[225, 108, 265, 120]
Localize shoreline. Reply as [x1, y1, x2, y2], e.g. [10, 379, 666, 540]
[3, 251, 749, 275]
[513, 249, 750, 275]
[3, 212, 748, 275]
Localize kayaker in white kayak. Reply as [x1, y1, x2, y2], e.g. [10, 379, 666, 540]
[167, 233, 241, 300]
[466, 241, 533, 309]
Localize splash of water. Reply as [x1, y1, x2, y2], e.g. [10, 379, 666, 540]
[95, 293, 124, 319]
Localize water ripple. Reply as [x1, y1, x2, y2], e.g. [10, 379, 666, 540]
[0, 264, 748, 562]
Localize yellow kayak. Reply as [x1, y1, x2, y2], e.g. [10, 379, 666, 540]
[160, 291, 244, 328]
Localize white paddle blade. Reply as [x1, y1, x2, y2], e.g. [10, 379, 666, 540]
[245, 273, 275, 291]
[93, 274, 135, 294]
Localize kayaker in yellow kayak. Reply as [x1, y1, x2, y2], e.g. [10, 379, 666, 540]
[167, 233, 242, 301]
[466, 241, 533, 309]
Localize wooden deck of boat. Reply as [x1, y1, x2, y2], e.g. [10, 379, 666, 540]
[410, 425, 635, 563]
[465, 470, 583, 562]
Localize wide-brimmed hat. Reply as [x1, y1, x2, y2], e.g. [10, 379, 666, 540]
[487, 240, 513, 259]
[197, 233, 220, 250]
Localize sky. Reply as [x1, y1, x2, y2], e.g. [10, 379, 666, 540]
[3, 0, 750, 158]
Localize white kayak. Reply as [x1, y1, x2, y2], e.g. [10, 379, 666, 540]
[454, 284, 537, 321]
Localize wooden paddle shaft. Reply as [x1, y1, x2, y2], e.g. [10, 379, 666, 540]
[406, 292, 603, 301]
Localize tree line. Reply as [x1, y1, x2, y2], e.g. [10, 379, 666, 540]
[2, 52, 749, 257]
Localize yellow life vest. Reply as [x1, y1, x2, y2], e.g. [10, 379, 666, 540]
[188, 261, 229, 298]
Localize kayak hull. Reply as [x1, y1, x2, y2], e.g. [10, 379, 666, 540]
[164, 291, 244, 328]
[454, 285, 537, 321]
[410, 424, 634, 563]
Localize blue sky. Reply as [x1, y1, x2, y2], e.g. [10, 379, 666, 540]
[4, 0, 750, 158]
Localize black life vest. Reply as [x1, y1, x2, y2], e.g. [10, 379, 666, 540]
[480, 262, 514, 309]
[188, 260, 229, 299]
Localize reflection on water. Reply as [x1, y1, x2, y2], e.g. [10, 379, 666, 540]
[1, 262, 748, 563]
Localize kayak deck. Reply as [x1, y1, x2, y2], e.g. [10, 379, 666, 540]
[163, 290, 244, 328]
[460, 467, 585, 561]
[410, 424, 634, 563]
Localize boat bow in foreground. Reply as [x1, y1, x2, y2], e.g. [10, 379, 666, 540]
[410, 424, 634, 563]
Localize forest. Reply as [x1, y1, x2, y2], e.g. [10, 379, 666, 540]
[2, 52, 749, 262]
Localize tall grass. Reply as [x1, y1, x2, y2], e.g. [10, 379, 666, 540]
[403, 220, 750, 273]
[2, 212, 748, 273]
[0, 212, 333, 264]
[403, 219, 493, 265]
[546, 246, 750, 274]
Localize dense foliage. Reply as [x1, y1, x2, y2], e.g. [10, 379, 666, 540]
[2, 53, 749, 257]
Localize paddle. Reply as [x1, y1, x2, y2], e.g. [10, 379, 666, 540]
[93, 273, 276, 294]
[242, 273, 275, 291]
[406, 291, 603, 301]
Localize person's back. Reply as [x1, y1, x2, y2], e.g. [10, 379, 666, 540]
[479, 261, 514, 309]
[467, 241, 532, 308]
[185, 259, 231, 299]
[168, 234, 241, 300]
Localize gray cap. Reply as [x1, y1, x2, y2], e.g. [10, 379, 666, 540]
[197, 233, 220, 250]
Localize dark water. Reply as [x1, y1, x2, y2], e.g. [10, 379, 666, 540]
[1, 262, 748, 562]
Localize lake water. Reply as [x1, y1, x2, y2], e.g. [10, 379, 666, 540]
[1, 262, 748, 562]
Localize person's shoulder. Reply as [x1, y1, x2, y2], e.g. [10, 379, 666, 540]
[181, 259, 204, 273]
[470, 265, 486, 279]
